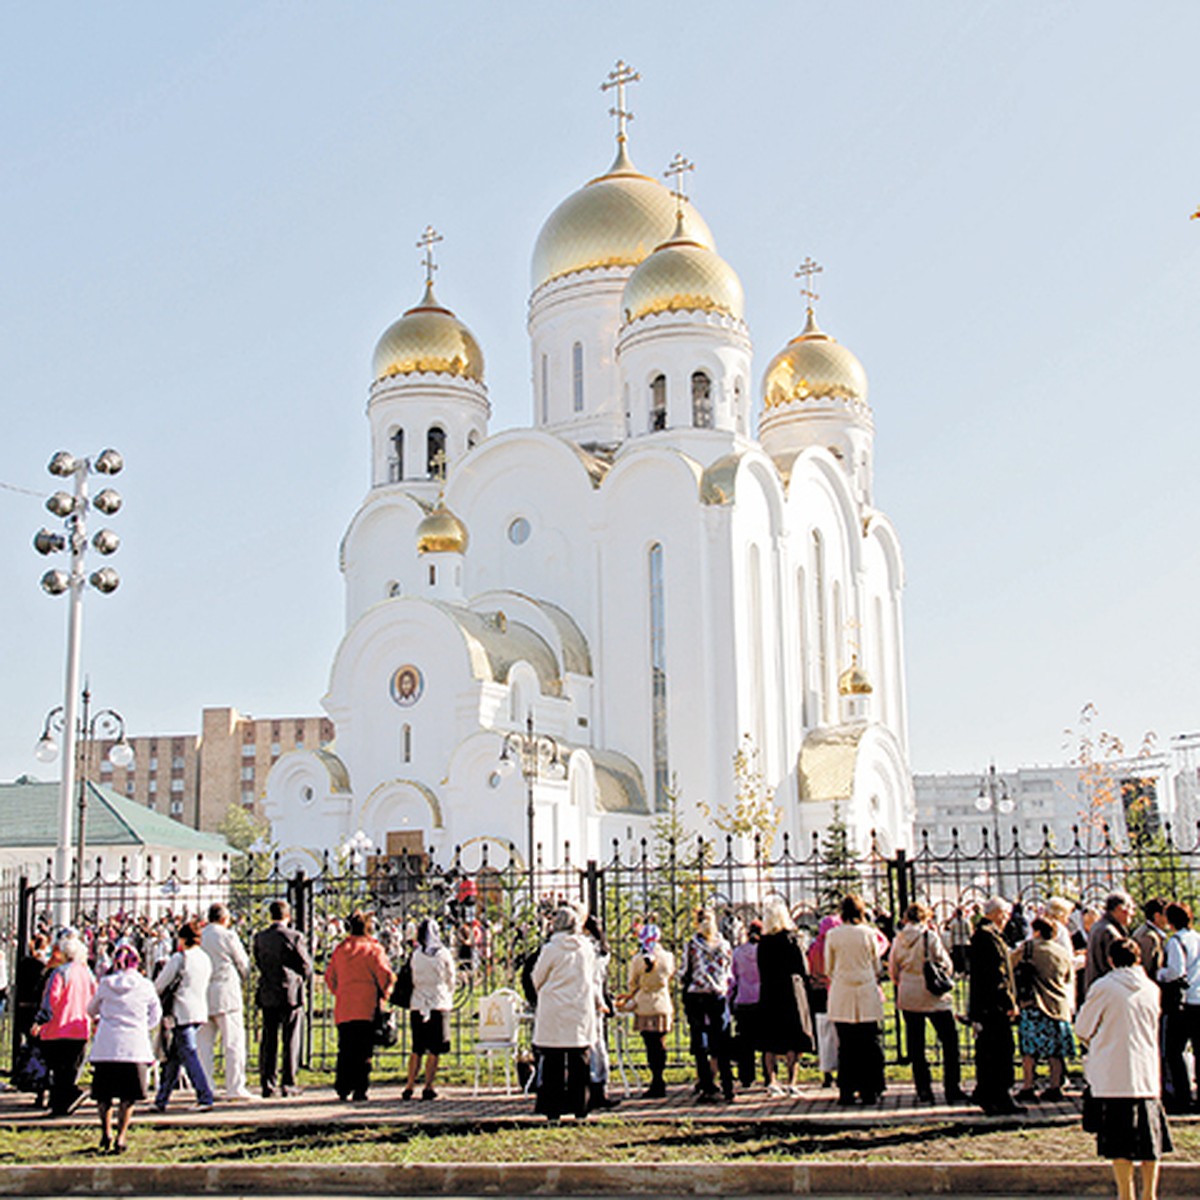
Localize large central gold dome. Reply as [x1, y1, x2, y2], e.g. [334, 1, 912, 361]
[373, 283, 485, 384]
[531, 145, 715, 293]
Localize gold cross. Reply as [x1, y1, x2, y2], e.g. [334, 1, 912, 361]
[795, 257, 823, 306]
[663, 153, 695, 213]
[601, 59, 640, 145]
[429, 447, 448, 482]
[417, 225, 443, 287]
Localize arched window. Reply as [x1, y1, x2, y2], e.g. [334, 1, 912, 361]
[649, 374, 667, 431]
[401, 724, 412, 764]
[691, 371, 713, 428]
[572, 342, 584, 412]
[734, 378, 745, 433]
[426, 426, 446, 477]
[390, 429, 404, 482]
[467, 429, 480, 450]
[649, 542, 669, 810]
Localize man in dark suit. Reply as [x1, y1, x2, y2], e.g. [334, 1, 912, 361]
[253, 899, 312, 1098]
[968, 896, 1025, 1116]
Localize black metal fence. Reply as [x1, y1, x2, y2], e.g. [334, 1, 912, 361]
[4, 819, 1199, 1082]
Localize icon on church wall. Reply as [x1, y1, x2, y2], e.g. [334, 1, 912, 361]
[390, 665, 423, 708]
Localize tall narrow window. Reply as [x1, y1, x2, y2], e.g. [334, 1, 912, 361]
[649, 374, 667, 431]
[572, 342, 584, 412]
[796, 567, 808, 726]
[541, 354, 549, 424]
[391, 429, 404, 482]
[874, 596, 888, 724]
[402, 724, 412, 764]
[649, 543, 669, 810]
[691, 371, 713, 428]
[426, 426, 446, 477]
[734, 378, 745, 433]
[812, 531, 828, 721]
[748, 545, 765, 756]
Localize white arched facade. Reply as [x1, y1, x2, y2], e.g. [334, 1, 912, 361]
[265, 124, 914, 869]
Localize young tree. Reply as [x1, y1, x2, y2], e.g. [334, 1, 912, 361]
[696, 734, 783, 856]
[818, 803, 862, 913]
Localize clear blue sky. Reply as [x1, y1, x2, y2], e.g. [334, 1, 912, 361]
[2, 2, 1197, 786]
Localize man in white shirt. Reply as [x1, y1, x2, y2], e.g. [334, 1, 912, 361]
[198, 903, 253, 1101]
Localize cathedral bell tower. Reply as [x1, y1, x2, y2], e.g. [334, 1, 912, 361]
[615, 155, 752, 461]
[368, 227, 489, 499]
[758, 262, 874, 504]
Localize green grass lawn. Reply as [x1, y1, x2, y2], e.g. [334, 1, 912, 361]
[0, 1120, 1197, 1166]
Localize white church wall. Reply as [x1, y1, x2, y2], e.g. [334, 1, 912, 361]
[340, 490, 426, 622]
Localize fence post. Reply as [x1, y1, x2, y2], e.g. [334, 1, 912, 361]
[290, 868, 309, 934]
[585, 860, 600, 918]
[13, 876, 31, 1073]
[891, 850, 909, 1065]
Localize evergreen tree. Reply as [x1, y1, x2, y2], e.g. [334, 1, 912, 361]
[818, 803, 861, 913]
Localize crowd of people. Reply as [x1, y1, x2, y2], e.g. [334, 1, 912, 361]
[3, 884, 1197, 1195]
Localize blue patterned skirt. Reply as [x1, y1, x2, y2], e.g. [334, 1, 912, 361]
[1018, 1007, 1075, 1060]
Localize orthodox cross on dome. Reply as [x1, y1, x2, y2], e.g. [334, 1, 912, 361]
[429, 447, 448, 484]
[416, 225, 443, 287]
[795, 256, 823, 308]
[601, 59, 640, 146]
[663, 152, 695, 217]
[843, 616, 862, 661]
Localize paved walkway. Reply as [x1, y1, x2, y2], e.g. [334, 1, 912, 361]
[0, 1078, 1086, 1129]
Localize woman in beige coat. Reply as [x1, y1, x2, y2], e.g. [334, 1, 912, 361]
[620, 920, 675, 1098]
[826, 893, 886, 1106]
[889, 903, 965, 1104]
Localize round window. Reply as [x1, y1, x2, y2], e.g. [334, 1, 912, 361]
[507, 517, 531, 545]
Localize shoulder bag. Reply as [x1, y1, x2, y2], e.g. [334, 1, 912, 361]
[391, 955, 414, 1008]
[922, 931, 954, 997]
[1013, 940, 1037, 1008]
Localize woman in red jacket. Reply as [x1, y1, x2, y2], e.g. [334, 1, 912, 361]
[324, 911, 395, 1102]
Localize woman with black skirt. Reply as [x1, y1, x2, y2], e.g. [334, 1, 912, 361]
[1075, 937, 1172, 1200]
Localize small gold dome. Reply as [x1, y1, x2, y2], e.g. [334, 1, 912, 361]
[838, 656, 873, 696]
[531, 144, 715, 292]
[416, 501, 469, 555]
[373, 283, 485, 384]
[762, 309, 868, 410]
[622, 214, 744, 324]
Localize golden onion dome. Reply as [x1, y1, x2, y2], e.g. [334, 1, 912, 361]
[621, 213, 744, 325]
[838, 656, 874, 697]
[531, 143, 715, 292]
[762, 309, 868, 410]
[372, 282, 485, 384]
[416, 500, 469, 555]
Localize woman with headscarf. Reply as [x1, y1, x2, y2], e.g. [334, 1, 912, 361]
[620, 917, 675, 1098]
[807, 914, 841, 1087]
[31, 930, 97, 1116]
[325, 910, 396, 1103]
[402, 917, 454, 1101]
[730, 920, 762, 1088]
[582, 913, 618, 1111]
[87, 945, 161, 1153]
[681, 906, 735, 1104]
[531, 905, 598, 1122]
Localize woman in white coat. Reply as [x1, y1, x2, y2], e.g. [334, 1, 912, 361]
[531, 906, 598, 1122]
[88, 945, 161, 1153]
[826, 893, 886, 1106]
[1076, 937, 1172, 1200]
[153, 918, 214, 1111]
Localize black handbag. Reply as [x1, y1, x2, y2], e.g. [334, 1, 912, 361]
[1013, 941, 1037, 1007]
[372, 1006, 399, 1048]
[12, 1039, 48, 1093]
[922, 932, 954, 997]
[391, 958, 414, 1008]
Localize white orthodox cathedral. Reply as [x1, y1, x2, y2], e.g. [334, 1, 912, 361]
[264, 65, 915, 873]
